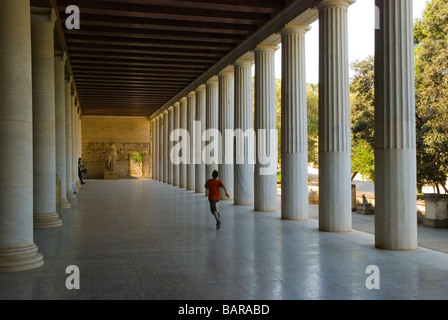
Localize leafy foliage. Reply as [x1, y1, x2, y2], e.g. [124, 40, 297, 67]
[414, 0, 448, 193]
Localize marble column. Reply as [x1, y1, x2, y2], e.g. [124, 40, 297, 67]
[179, 97, 188, 188]
[31, 8, 62, 228]
[234, 59, 254, 205]
[281, 25, 310, 220]
[54, 51, 70, 209]
[168, 106, 174, 185]
[0, 0, 44, 272]
[159, 113, 164, 182]
[154, 117, 159, 181]
[73, 96, 80, 192]
[218, 67, 234, 200]
[318, 0, 353, 232]
[195, 85, 206, 193]
[374, 0, 417, 250]
[187, 92, 196, 191]
[205, 77, 219, 181]
[163, 110, 169, 183]
[254, 44, 278, 212]
[173, 102, 180, 186]
[65, 77, 75, 199]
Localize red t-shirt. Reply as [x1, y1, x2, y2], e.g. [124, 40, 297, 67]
[205, 179, 224, 201]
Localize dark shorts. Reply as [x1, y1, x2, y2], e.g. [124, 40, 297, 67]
[209, 199, 219, 214]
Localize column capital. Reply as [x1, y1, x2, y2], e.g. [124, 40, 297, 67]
[180, 97, 187, 104]
[163, 109, 169, 115]
[234, 59, 254, 68]
[253, 44, 279, 54]
[196, 84, 206, 93]
[168, 106, 174, 111]
[218, 65, 234, 77]
[206, 76, 219, 85]
[187, 91, 196, 98]
[173, 102, 180, 108]
[281, 24, 311, 35]
[317, 0, 355, 10]
[31, 7, 57, 25]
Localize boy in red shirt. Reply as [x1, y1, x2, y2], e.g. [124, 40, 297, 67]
[204, 170, 229, 230]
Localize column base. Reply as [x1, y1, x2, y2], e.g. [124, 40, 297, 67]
[61, 198, 71, 209]
[0, 244, 44, 273]
[34, 212, 63, 228]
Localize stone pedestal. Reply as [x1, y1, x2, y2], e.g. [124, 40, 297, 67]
[423, 194, 448, 228]
[357, 195, 375, 215]
[0, 0, 44, 272]
[104, 172, 119, 180]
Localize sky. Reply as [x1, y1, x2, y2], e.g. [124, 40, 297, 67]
[274, 0, 430, 83]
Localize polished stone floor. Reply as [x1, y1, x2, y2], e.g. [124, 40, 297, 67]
[1, 179, 448, 300]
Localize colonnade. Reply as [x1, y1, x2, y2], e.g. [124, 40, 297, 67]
[150, 0, 418, 250]
[0, 1, 83, 272]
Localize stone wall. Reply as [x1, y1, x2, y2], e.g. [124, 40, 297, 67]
[81, 116, 151, 179]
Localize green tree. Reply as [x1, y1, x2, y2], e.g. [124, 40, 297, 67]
[350, 56, 375, 181]
[307, 84, 319, 166]
[414, 0, 448, 193]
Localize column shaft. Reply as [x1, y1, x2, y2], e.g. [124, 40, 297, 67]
[168, 107, 174, 185]
[31, 8, 62, 228]
[159, 114, 164, 182]
[318, 0, 352, 231]
[218, 68, 234, 199]
[205, 77, 219, 181]
[0, 0, 44, 272]
[173, 103, 180, 186]
[234, 60, 254, 205]
[374, 0, 417, 250]
[281, 25, 310, 220]
[195, 85, 206, 193]
[54, 51, 70, 209]
[154, 117, 159, 181]
[254, 45, 278, 212]
[163, 110, 169, 183]
[65, 78, 74, 198]
[179, 98, 187, 188]
[187, 92, 196, 191]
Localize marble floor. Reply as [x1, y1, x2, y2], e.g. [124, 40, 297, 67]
[1, 179, 448, 300]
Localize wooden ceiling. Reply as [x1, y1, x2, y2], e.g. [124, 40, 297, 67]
[30, 0, 296, 117]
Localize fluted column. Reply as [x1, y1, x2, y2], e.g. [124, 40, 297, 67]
[179, 97, 188, 188]
[55, 51, 70, 209]
[0, 0, 44, 272]
[31, 8, 62, 228]
[71, 94, 78, 192]
[281, 25, 310, 220]
[318, 0, 353, 232]
[218, 67, 234, 200]
[205, 77, 219, 181]
[374, 0, 417, 250]
[168, 106, 174, 185]
[159, 113, 164, 182]
[173, 102, 180, 186]
[234, 59, 254, 205]
[254, 44, 278, 212]
[163, 110, 169, 183]
[187, 92, 196, 191]
[195, 85, 206, 193]
[65, 77, 75, 199]
[154, 117, 159, 181]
